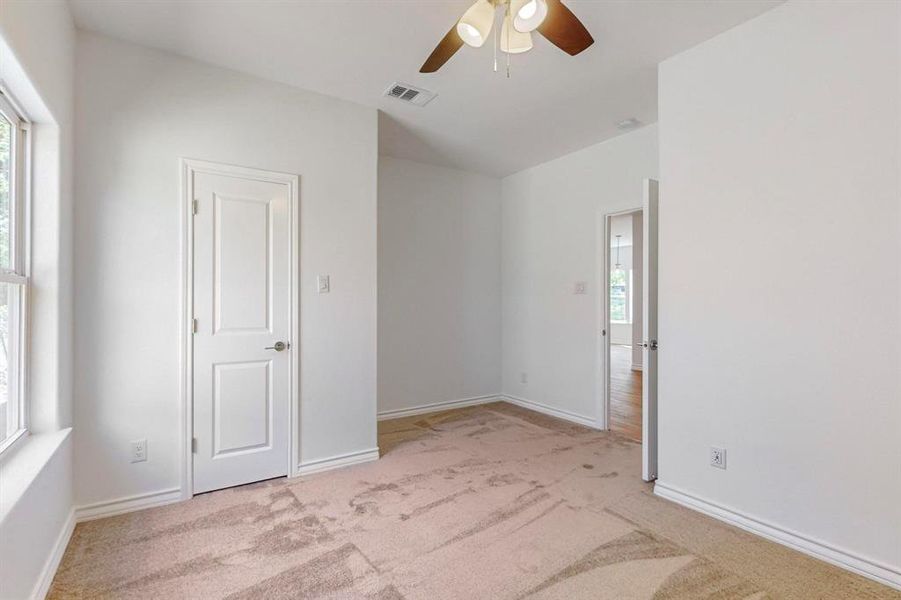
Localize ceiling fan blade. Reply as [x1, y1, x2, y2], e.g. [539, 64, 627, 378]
[420, 25, 465, 73]
[537, 0, 594, 56]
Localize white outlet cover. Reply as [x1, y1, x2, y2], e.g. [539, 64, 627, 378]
[710, 447, 726, 469]
[574, 281, 587, 295]
[131, 439, 147, 463]
[317, 274, 330, 294]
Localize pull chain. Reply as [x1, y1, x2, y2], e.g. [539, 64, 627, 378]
[505, 0, 511, 78]
[493, 12, 498, 72]
[506, 43, 511, 78]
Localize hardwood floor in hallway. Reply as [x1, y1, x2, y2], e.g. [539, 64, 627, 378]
[609, 344, 642, 442]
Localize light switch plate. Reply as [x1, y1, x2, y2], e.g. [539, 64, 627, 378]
[318, 275, 330, 294]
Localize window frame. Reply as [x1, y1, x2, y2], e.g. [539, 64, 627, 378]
[0, 87, 31, 455]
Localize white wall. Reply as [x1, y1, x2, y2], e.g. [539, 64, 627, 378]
[0, 0, 75, 597]
[657, 0, 901, 583]
[74, 33, 378, 507]
[378, 157, 501, 416]
[0, 431, 72, 599]
[609, 324, 632, 346]
[501, 125, 659, 424]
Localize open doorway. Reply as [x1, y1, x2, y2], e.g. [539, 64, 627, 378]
[602, 179, 659, 481]
[606, 210, 644, 442]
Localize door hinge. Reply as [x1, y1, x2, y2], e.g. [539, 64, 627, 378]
[192, 200, 199, 215]
[191, 437, 198, 453]
[192, 318, 198, 333]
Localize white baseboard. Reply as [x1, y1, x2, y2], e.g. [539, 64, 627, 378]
[654, 482, 901, 591]
[75, 487, 183, 523]
[378, 393, 599, 431]
[377, 394, 500, 421]
[297, 447, 380, 477]
[501, 394, 599, 429]
[31, 507, 75, 600]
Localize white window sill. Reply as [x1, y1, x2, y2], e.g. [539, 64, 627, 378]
[0, 428, 71, 523]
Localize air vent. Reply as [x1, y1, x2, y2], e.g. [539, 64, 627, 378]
[616, 117, 642, 131]
[383, 82, 437, 107]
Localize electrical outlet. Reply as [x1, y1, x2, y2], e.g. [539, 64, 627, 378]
[573, 281, 587, 295]
[520, 372, 528, 384]
[710, 446, 726, 469]
[131, 439, 147, 463]
[317, 274, 330, 294]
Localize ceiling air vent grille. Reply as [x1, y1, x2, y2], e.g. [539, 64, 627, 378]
[383, 82, 437, 107]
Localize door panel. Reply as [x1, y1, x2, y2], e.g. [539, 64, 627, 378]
[214, 195, 271, 334]
[193, 169, 291, 494]
[213, 361, 271, 456]
[642, 179, 659, 482]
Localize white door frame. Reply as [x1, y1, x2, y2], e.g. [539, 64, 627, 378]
[598, 207, 643, 432]
[179, 158, 300, 499]
[641, 179, 659, 482]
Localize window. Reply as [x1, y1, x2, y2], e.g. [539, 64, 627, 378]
[610, 268, 632, 324]
[0, 90, 28, 451]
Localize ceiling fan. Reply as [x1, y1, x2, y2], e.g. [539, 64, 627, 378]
[420, 0, 594, 74]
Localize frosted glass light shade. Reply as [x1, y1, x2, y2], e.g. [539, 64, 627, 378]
[513, 0, 548, 33]
[500, 17, 533, 54]
[457, 0, 495, 48]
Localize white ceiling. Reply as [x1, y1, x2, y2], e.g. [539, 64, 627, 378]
[70, 0, 780, 177]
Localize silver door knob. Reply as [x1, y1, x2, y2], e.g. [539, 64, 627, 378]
[265, 341, 288, 351]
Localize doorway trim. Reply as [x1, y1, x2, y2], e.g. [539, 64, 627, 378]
[178, 158, 301, 500]
[597, 207, 643, 433]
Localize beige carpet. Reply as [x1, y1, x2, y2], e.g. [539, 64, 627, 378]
[50, 402, 898, 599]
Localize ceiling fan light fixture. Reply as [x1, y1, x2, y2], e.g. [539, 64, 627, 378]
[420, 0, 593, 73]
[501, 17, 533, 54]
[456, 0, 495, 48]
[513, 0, 548, 33]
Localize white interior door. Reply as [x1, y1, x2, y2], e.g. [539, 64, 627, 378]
[192, 169, 292, 494]
[642, 179, 659, 482]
